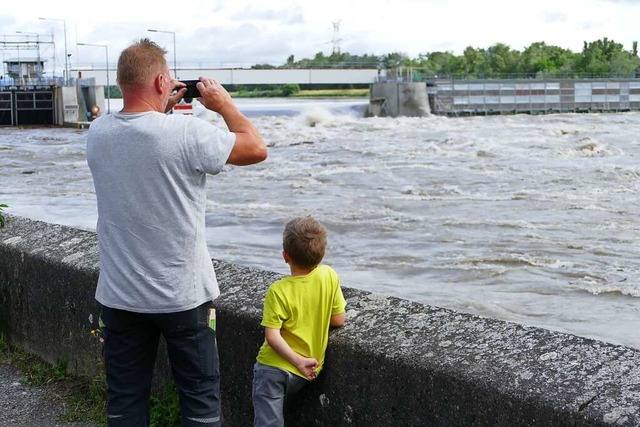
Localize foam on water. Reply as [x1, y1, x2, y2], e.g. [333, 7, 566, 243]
[571, 276, 640, 298]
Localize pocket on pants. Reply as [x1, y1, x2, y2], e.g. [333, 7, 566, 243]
[198, 327, 219, 378]
[253, 365, 287, 399]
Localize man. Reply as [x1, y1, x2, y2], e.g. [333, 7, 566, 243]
[86, 38, 267, 426]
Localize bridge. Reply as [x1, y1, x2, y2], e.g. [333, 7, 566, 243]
[74, 67, 382, 86]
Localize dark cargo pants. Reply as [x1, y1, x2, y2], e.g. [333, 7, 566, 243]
[101, 302, 221, 427]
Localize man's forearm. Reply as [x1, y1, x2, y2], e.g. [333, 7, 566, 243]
[220, 103, 267, 165]
[218, 103, 260, 137]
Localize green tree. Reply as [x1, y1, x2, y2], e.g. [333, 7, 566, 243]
[518, 42, 576, 75]
[484, 43, 520, 75]
[275, 37, 640, 80]
[286, 55, 295, 67]
[576, 38, 626, 75]
[381, 52, 410, 69]
[461, 46, 490, 76]
[609, 50, 640, 75]
[415, 51, 461, 76]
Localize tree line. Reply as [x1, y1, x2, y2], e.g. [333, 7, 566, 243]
[254, 38, 640, 79]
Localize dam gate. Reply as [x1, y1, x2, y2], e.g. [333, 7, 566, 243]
[0, 86, 57, 126]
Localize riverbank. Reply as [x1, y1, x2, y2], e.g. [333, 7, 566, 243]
[228, 88, 369, 98]
[229, 89, 369, 99]
[290, 88, 369, 97]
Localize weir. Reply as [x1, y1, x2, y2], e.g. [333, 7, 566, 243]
[5, 72, 640, 125]
[368, 78, 640, 118]
[1, 215, 639, 426]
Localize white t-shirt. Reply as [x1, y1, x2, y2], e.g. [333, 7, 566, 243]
[87, 111, 235, 313]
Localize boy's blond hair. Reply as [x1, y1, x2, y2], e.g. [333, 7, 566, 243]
[283, 216, 327, 268]
[117, 38, 167, 90]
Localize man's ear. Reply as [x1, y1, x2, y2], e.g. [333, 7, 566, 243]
[155, 73, 167, 94]
[282, 250, 290, 264]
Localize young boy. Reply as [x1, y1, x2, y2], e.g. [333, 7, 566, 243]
[253, 216, 346, 427]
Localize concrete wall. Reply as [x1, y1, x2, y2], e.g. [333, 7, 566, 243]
[370, 82, 431, 117]
[1, 215, 639, 426]
[61, 86, 79, 124]
[75, 84, 106, 120]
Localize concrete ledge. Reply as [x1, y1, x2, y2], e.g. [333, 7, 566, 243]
[1, 215, 639, 426]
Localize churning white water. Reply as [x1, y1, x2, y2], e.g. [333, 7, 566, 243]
[1, 98, 639, 349]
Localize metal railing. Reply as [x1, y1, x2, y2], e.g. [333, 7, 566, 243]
[0, 77, 63, 87]
[420, 72, 640, 81]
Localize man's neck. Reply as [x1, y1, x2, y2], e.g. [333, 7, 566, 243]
[120, 91, 164, 113]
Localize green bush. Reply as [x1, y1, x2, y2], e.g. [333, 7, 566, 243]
[150, 383, 181, 426]
[281, 84, 300, 97]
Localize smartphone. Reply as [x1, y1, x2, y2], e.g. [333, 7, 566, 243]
[179, 80, 201, 100]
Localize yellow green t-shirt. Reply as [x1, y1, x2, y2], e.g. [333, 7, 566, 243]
[256, 265, 346, 379]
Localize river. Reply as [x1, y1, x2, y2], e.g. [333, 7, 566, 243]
[1, 97, 639, 349]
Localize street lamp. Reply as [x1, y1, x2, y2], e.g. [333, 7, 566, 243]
[39, 17, 69, 85]
[16, 31, 41, 80]
[78, 42, 110, 114]
[147, 29, 176, 78]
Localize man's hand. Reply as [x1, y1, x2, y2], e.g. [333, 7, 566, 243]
[165, 81, 187, 113]
[196, 77, 234, 114]
[191, 76, 267, 166]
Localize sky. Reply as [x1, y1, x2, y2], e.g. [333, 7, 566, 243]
[1, 0, 639, 76]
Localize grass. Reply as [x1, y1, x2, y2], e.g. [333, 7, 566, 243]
[0, 333, 106, 424]
[149, 383, 181, 426]
[0, 333, 66, 385]
[229, 88, 370, 98]
[291, 88, 369, 98]
[0, 332, 182, 426]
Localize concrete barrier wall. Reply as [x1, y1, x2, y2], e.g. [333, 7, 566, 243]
[1, 215, 639, 426]
[370, 82, 431, 117]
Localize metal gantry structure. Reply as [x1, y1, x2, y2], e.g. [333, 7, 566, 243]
[0, 34, 56, 85]
[39, 18, 69, 85]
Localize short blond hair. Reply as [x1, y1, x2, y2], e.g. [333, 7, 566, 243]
[117, 38, 167, 90]
[283, 216, 327, 268]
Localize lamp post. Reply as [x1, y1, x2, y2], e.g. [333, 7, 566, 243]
[16, 31, 41, 80]
[147, 29, 176, 78]
[78, 42, 110, 114]
[39, 17, 69, 85]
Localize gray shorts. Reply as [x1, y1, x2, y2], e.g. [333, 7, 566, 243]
[252, 362, 308, 427]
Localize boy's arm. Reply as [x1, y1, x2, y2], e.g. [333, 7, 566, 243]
[264, 327, 318, 380]
[330, 312, 345, 327]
